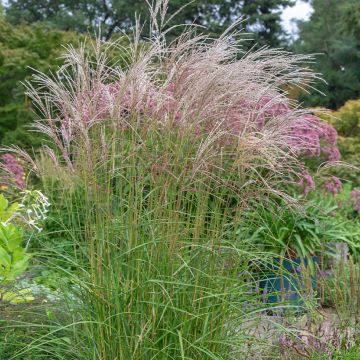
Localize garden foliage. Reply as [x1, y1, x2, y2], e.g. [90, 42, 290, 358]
[4, 0, 294, 46]
[295, 0, 360, 109]
[0, 1, 359, 359]
[3, 1, 338, 357]
[0, 194, 29, 283]
[317, 99, 360, 188]
[0, 19, 79, 151]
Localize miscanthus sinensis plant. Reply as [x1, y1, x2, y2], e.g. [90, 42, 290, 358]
[5, 2, 328, 359]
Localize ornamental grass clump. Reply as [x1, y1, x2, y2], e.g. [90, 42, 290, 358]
[5, 2, 328, 358]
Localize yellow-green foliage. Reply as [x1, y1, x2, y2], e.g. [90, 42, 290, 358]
[316, 99, 360, 136]
[0, 194, 30, 283]
[316, 100, 360, 186]
[336, 136, 360, 185]
[334, 99, 360, 137]
[314, 107, 336, 126]
[335, 100, 360, 185]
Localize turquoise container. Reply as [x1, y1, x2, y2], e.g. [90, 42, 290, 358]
[259, 256, 318, 304]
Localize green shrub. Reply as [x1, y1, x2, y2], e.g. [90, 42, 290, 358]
[334, 99, 360, 137]
[0, 20, 80, 152]
[240, 196, 360, 259]
[316, 100, 360, 186]
[0, 194, 30, 284]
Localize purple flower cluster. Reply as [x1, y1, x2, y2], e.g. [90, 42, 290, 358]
[58, 75, 341, 163]
[1, 153, 26, 189]
[324, 176, 342, 196]
[60, 81, 185, 143]
[279, 109, 341, 196]
[58, 84, 343, 199]
[289, 115, 340, 162]
[229, 97, 340, 163]
[298, 169, 316, 195]
[350, 189, 360, 212]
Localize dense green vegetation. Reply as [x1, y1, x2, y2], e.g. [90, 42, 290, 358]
[0, 19, 79, 151]
[5, 0, 293, 46]
[295, 0, 360, 109]
[0, 1, 360, 359]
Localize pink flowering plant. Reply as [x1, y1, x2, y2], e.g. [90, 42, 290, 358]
[350, 189, 360, 213]
[1, 153, 26, 189]
[291, 113, 343, 197]
[324, 176, 343, 196]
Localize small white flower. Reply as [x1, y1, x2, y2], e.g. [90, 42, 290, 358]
[18, 190, 50, 230]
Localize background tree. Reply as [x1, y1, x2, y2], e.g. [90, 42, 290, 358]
[0, 20, 79, 151]
[0, 2, 4, 20]
[219, 0, 295, 47]
[342, 0, 360, 46]
[4, 0, 294, 47]
[295, 0, 360, 109]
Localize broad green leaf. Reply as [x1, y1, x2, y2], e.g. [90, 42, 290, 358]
[0, 194, 8, 212]
[0, 246, 11, 273]
[6, 225, 23, 251]
[1, 289, 34, 304]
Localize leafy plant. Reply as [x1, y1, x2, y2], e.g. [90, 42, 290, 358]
[0, 191, 49, 306]
[0, 194, 30, 283]
[241, 197, 360, 260]
[320, 256, 360, 325]
[333, 99, 360, 137]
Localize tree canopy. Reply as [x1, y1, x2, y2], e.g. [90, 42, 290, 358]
[5, 0, 294, 47]
[295, 0, 360, 109]
[0, 19, 79, 150]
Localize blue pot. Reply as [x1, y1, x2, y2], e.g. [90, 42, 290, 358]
[259, 256, 318, 305]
